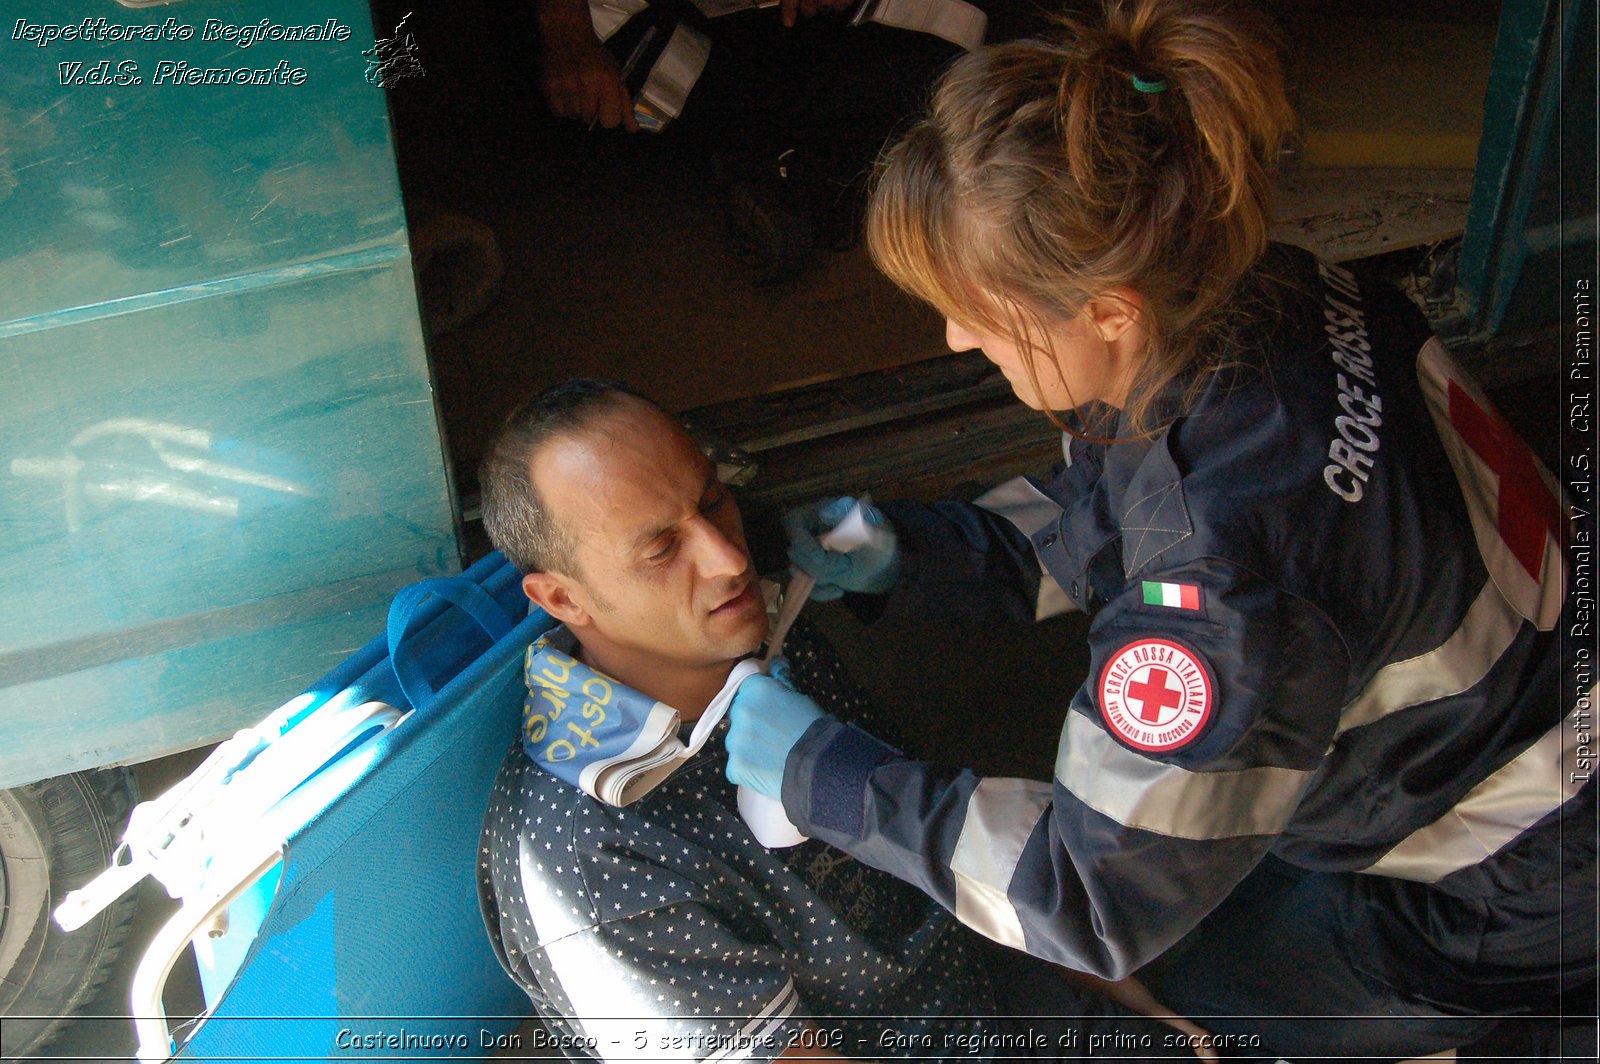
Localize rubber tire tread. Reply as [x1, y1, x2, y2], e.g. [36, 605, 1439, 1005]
[0, 768, 139, 1062]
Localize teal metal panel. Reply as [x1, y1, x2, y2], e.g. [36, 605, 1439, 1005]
[1457, 0, 1598, 339]
[0, 1, 457, 787]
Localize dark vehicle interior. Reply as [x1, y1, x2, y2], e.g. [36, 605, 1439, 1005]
[371, 0, 1548, 564]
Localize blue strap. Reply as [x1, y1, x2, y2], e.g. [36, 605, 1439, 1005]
[387, 577, 517, 708]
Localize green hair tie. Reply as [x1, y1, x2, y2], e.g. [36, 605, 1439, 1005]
[1131, 73, 1169, 94]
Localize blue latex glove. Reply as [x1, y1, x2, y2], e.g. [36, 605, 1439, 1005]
[725, 657, 827, 800]
[782, 496, 901, 601]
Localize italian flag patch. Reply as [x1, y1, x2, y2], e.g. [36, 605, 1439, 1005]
[1141, 580, 1201, 610]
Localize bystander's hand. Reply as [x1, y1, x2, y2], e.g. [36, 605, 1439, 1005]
[536, 0, 641, 131]
[777, 0, 859, 29]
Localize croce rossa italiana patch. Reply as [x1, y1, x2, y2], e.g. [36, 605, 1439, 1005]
[1097, 636, 1217, 752]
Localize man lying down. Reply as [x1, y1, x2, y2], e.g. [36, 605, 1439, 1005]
[475, 379, 1215, 1062]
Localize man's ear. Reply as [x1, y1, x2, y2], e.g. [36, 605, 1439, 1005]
[523, 571, 591, 627]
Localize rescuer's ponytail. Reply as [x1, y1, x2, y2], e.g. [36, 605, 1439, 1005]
[867, 0, 1294, 437]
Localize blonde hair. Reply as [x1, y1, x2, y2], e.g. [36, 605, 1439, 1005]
[868, 0, 1294, 438]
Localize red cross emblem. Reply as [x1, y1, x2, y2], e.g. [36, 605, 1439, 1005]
[1448, 379, 1561, 582]
[1098, 638, 1216, 752]
[1128, 667, 1184, 724]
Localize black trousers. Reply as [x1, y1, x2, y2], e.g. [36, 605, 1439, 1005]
[671, 11, 960, 149]
[1136, 841, 1597, 1062]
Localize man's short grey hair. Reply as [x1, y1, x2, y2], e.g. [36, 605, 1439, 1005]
[479, 378, 663, 575]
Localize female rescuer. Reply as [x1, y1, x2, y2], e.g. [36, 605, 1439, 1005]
[724, 0, 1591, 1056]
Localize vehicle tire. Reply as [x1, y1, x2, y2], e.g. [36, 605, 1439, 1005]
[410, 207, 504, 336]
[0, 768, 139, 1062]
[724, 177, 815, 287]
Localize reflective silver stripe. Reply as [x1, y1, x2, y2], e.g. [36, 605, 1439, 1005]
[1058, 570, 1552, 845]
[1363, 691, 1592, 882]
[636, 24, 711, 121]
[856, 0, 988, 50]
[1055, 711, 1314, 840]
[1055, 573, 1536, 842]
[1336, 577, 1521, 736]
[950, 778, 1052, 948]
[973, 476, 1078, 620]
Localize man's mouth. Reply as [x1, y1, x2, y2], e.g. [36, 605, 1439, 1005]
[710, 580, 760, 616]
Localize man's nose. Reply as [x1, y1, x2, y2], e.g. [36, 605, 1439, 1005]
[690, 516, 749, 578]
[946, 317, 978, 353]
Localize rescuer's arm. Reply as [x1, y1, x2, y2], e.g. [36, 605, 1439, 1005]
[759, 558, 1350, 978]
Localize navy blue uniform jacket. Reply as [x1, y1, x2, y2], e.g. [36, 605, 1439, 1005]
[779, 247, 1587, 980]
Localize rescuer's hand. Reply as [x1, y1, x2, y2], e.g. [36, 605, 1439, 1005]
[725, 665, 827, 801]
[783, 496, 900, 600]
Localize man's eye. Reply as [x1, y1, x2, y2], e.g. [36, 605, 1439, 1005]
[646, 539, 677, 564]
